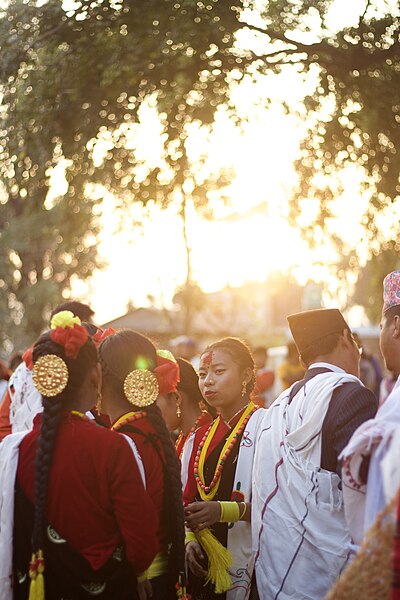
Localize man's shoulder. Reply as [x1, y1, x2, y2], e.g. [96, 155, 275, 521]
[328, 380, 378, 425]
[333, 380, 376, 402]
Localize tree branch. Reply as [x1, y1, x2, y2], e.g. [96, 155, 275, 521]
[259, 47, 305, 60]
[244, 22, 325, 55]
[358, 0, 372, 30]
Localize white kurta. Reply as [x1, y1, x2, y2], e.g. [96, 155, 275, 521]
[341, 375, 400, 544]
[0, 431, 29, 600]
[252, 371, 359, 600]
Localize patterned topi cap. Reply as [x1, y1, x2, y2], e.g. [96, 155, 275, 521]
[382, 270, 400, 314]
[287, 308, 350, 355]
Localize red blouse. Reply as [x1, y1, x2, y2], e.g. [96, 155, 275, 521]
[112, 414, 167, 552]
[17, 412, 158, 574]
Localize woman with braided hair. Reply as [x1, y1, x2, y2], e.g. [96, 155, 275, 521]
[182, 337, 265, 600]
[3, 312, 158, 600]
[98, 329, 188, 600]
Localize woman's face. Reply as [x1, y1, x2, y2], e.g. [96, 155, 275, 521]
[198, 349, 246, 413]
[156, 392, 181, 432]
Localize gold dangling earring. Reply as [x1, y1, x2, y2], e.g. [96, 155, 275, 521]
[241, 381, 247, 397]
[176, 403, 182, 418]
[96, 389, 102, 414]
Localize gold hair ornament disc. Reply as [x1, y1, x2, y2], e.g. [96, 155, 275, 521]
[123, 369, 159, 407]
[32, 355, 69, 397]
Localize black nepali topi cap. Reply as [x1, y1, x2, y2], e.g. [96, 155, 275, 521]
[287, 308, 350, 355]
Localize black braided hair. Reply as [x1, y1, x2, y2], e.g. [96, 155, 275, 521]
[31, 330, 98, 555]
[144, 403, 185, 590]
[99, 330, 186, 592]
[201, 337, 256, 397]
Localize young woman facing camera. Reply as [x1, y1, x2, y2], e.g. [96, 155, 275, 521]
[98, 330, 187, 600]
[182, 338, 265, 600]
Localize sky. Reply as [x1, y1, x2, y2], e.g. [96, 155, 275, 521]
[62, 0, 400, 326]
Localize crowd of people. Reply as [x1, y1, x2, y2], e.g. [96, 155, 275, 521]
[0, 271, 400, 600]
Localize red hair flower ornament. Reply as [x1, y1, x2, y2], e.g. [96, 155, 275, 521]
[154, 349, 180, 395]
[50, 311, 88, 359]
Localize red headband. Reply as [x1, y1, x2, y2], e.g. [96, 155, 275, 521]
[154, 351, 180, 395]
[93, 327, 116, 346]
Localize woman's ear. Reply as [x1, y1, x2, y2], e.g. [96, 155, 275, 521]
[243, 366, 253, 385]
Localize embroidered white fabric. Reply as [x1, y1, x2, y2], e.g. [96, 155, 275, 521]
[341, 375, 400, 543]
[252, 372, 358, 600]
[9, 362, 42, 433]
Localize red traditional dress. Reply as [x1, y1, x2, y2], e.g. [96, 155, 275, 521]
[14, 412, 158, 599]
[111, 412, 169, 587]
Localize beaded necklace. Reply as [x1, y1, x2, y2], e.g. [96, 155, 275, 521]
[175, 412, 208, 460]
[111, 410, 147, 431]
[194, 401, 258, 501]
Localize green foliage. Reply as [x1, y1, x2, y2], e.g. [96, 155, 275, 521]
[245, 1, 400, 237]
[0, 0, 244, 347]
[241, 1, 400, 315]
[2, 0, 399, 345]
[353, 244, 400, 324]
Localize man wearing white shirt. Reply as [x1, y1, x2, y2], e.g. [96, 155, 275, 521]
[251, 308, 377, 600]
[341, 270, 400, 545]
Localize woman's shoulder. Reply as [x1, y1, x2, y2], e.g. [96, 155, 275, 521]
[71, 414, 129, 447]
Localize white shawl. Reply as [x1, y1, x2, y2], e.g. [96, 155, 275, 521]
[253, 372, 358, 600]
[341, 375, 400, 544]
[382, 424, 400, 503]
[0, 431, 29, 600]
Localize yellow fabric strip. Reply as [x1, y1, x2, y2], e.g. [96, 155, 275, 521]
[197, 401, 257, 501]
[239, 502, 247, 520]
[140, 552, 168, 581]
[218, 501, 240, 523]
[196, 528, 233, 594]
[185, 531, 198, 545]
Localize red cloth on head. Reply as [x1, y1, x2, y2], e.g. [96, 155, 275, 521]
[92, 327, 116, 346]
[50, 324, 88, 359]
[154, 355, 180, 395]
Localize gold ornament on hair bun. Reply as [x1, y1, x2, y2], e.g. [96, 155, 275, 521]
[123, 369, 159, 407]
[32, 355, 69, 397]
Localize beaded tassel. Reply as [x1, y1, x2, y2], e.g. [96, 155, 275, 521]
[28, 550, 45, 600]
[28, 553, 37, 600]
[175, 573, 191, 599]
